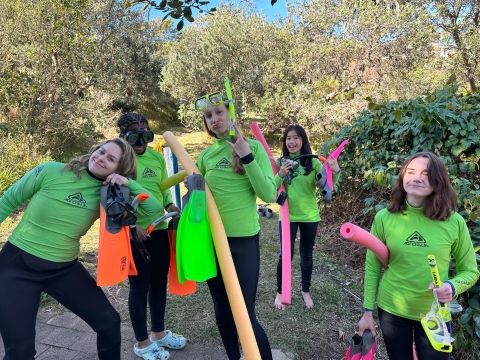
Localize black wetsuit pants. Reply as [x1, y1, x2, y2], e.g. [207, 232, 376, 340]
[128, 229, 170, 341]
[0, 242, 121, 360]
[207, 234, 272, 360]
[276, 221, 319, 293]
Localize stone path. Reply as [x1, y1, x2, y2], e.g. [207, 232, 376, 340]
[0, 309, 294, 359]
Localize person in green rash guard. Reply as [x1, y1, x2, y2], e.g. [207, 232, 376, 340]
[117, 112, 186, 360]
[357, 152, 479, 360]
[273, 124, 340, 310]
[0, 138, 164, 360]
[194, 93, 276, 360]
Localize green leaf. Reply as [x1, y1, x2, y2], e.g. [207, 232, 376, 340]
[183, 6, 192, 17]
[157, 0, 167, 10]
[176, 19, 184, 30]
[460, 308, 473, 324]
[468, 295, 480, 310]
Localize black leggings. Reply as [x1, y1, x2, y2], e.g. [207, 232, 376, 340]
[378, 307, 451, 360]
[128, 229, 170, 342]
[0, 242, 121, 360]
[276, 221, 319, 293]
[207, 234, 272, 360]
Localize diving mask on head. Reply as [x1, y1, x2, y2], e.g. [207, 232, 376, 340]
[194, 92, 227, 111]
[195, 77, 236, 138]
[124, 129, 154, 146]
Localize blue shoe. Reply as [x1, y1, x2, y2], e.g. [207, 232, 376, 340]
[150, 330, 187, 350]
[133, 342, 170, 360]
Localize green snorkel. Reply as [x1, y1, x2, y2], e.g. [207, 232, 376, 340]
[223, 77, 235, 139]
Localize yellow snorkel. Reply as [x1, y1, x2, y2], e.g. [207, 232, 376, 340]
[420, 255, 454, 353]
[223, 77, 235, 139]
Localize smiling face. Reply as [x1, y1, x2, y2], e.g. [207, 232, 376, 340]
[402, 156, 433, 206]
[285, 130, 303, 154]
[204, 104, 230, 138]
[88, 142, 122, 178]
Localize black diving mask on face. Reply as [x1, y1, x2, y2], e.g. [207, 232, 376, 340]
[124, 129, 154, 146]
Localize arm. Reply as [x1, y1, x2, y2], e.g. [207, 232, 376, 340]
[447, 216, 480, 296]
[358, 214, 384, 336]
[363, 215, 385, 311]
[242, 143, 276, 203]
[127, 179, 163, 216]
[0, 163, 47, 222]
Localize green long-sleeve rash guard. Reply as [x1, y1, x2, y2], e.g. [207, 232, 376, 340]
[363, 203, 480, 320]
[0, 161, 163, 262]
[274, 156, 340, 222]
[134, 147, 173, 230]
[197, 138, 276, 237]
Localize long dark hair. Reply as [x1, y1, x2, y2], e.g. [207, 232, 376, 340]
[281, 124, 313, 175]
[388, 152, 456, 220]
[202, 106, 245, 175]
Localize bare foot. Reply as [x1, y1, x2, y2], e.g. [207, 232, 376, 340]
[274, 293, 286, 310]
[301, 291, 314, 308]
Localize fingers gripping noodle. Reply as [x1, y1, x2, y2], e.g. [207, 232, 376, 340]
[162, 131, 261, 360]
[339, 223, 389, 268]
[322, 139, 349, 196]
[250, 122, 292, 305]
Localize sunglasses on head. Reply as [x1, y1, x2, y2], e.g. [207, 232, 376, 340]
[124, 129, 154, 146]
[194, 92, 228, 111]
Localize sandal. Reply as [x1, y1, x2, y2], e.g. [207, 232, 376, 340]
[133, 342, 170, 360]
[150, 330, 187, 350]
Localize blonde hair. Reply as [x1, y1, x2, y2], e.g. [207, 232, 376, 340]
[65, 138, 137, 179]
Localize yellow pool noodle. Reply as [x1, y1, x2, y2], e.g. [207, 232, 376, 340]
[160, 170, 187, 191]
[162, 131, 261, 360]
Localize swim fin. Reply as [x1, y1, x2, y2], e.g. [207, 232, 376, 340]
[167, 216, 196, 296]
[345, 330, 377, 360]
[97, 184, 137, 287]
[176, 174, 217, 283]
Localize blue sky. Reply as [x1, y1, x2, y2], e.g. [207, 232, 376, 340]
[207, 0, 291, 21]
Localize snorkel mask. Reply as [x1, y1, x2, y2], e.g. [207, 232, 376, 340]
[420, 255, 454, 353]
[195, 77, 236, 138]
[124, 129, 154, 146]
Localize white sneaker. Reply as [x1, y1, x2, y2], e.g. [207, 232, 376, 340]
[133, 342, 170, 360]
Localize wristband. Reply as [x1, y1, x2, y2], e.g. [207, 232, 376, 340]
[240, 153, 254, 164]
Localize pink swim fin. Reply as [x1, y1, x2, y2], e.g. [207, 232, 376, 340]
[345, 330, 377, 360]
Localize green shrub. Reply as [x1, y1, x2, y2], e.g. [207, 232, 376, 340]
[0, 134, 51, 193]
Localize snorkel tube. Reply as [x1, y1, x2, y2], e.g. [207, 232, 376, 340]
[224, 77, 235, 138]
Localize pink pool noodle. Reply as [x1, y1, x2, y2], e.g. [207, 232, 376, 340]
[250, 122, 291, 304]
[340, 223, 389, 267]
[324, 139, 349, 190]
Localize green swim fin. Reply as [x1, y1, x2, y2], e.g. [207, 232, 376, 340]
[177, 174, 217, 283]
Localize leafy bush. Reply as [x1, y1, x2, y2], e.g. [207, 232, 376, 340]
[0, 134, 51, 193]
[323, 86, 480, 355]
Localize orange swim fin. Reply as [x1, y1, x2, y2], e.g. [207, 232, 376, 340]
[167, 217, 196, 296]
[96, 184, 137, 286]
